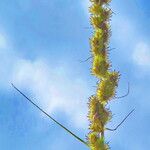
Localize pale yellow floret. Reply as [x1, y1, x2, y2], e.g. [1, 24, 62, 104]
[96, 71, 119, 103]
[88, 132, 110, 150]
[92, 55, 109, 78]
[88, 96, 112, 132]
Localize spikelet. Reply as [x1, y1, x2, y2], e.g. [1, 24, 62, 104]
[88, 96, 112, 132]
[90, 4, 105, 15]
[88, 132, 100, 150]
[90, 5, 111, 20]
[92, 55, 109, 78]
[88, 96, 112, 123]
[88, 132, 110, 150]
[97, 71, 120, 103]
[90, 29, 107, 56]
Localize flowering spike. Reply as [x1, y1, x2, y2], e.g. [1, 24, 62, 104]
[87, 0, 120, 149]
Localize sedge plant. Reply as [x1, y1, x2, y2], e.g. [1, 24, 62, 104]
[12, 0, 134, 149]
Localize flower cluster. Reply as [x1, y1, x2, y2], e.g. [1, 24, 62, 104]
[87, 0, 120, 149]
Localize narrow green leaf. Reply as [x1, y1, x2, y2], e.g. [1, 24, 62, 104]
[11, 83, 89, 147]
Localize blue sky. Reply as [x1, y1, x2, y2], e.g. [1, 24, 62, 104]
[0, 0, 150, 150]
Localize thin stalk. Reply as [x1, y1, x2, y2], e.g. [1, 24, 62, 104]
[106, 109, 135, 131]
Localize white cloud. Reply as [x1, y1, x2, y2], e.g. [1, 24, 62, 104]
[111, 14, 136, 45]
[11, 58, 90, 129]
[0, 31, 16, 89]
[0, 33, 7, 49]
[132, 42, 150, 66]
[0, 29, 90, 129]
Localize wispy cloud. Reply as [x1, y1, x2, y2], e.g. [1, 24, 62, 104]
[0, 33, 7, 49]
[0, 31, 17, 89]
[132, 42, 150, 67]
[12, 58, 90, 129]
[0, 28, 90, 129]
[112, 15, 135, 44]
